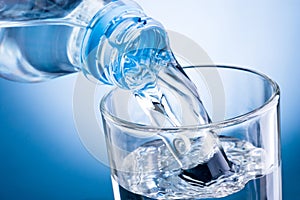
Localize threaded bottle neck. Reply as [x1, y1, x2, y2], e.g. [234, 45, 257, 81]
[82, 0, 173, 90]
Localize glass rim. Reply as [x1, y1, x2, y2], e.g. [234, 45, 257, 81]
[100, 65, 280, 132]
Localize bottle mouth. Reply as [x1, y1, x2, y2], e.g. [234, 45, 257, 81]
[102, 19, 173, 91]
[82, 0, 172, 90]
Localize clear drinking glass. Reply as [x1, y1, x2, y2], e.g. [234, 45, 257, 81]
[100, 65, 281, 200]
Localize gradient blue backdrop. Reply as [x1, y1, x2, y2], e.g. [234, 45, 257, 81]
[0, 0, 299, 199]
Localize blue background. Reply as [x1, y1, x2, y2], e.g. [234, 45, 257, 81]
[0, 0, 299, 199]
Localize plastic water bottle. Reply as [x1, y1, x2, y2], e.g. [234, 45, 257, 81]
[0, 0, 169, 90]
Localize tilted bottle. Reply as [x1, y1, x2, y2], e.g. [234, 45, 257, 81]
[0, 0, 170, 90]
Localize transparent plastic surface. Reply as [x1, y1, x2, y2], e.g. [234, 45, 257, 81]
[0, 0, 107, 23]
[0, 0, 174, 89]
[101, 65, 281, 200]
[0, 0, 107, 82]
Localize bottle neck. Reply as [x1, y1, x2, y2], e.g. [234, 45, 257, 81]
[82, 0, 173, 90]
